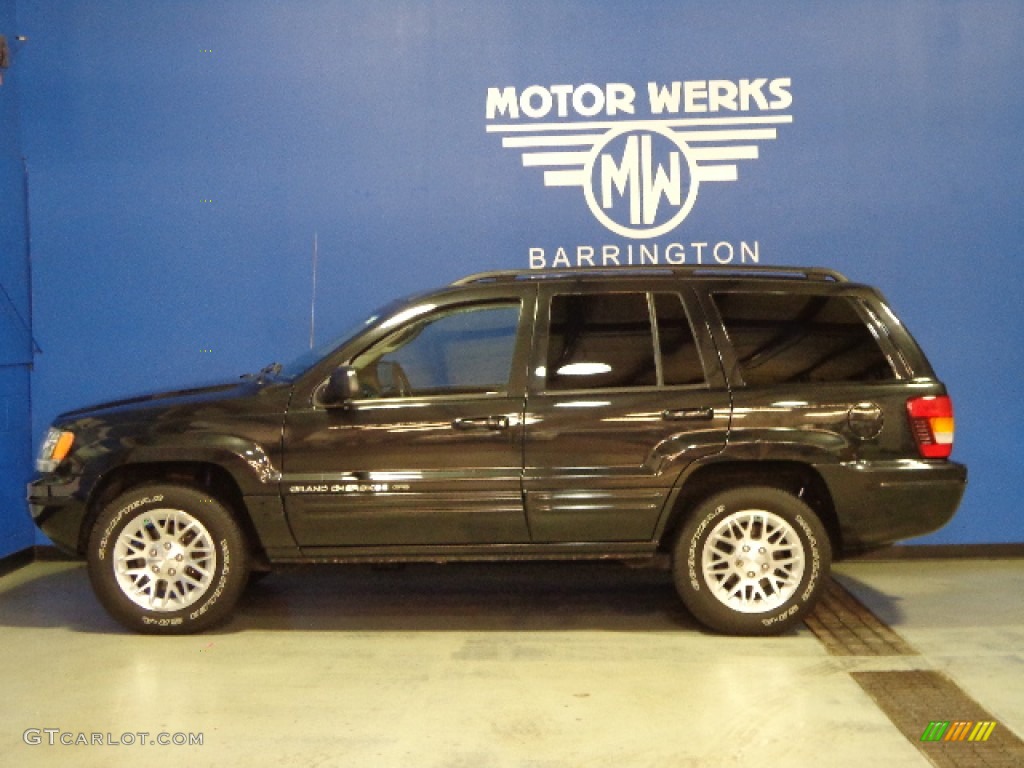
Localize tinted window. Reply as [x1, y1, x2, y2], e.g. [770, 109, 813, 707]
[654, 293, 705, 386]
[544, 292, 705, 390]
[352, 302, 520, 397]
[713, 292, 896, 385]
[546, 293, 656, 390]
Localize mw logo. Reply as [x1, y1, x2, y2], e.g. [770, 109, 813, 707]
[586, 127, 696, 239]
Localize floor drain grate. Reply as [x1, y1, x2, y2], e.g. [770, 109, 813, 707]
[853, 670, 1024, 768]
[804, 577, 918, 656]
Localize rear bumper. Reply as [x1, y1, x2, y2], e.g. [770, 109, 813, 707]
[819, 459, 968, 554]
[27, 476, 89, 556]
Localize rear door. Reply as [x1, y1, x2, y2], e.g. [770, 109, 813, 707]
[523, 282, 730, 543]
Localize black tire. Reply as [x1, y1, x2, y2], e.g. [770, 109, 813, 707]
[671, 486, 831, 635]
[87, 484, 250, 634]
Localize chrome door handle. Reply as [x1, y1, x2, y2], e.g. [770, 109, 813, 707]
[662, 407, 715, 421]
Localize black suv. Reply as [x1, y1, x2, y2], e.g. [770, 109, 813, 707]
[28, 266, 967, 635]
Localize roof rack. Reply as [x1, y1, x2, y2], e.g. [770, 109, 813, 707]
[450, 265, 849, 286]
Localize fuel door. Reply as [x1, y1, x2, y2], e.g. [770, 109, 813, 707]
[848, 401, 884, 440]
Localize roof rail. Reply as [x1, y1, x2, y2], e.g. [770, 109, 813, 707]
[450, 265, 848, 285]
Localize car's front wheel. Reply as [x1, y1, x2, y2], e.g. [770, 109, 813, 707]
[671, 486, 831, 635]
[87, 484, 249, 634]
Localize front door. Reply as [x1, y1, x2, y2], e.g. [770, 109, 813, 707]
[283, 298, 532, 548]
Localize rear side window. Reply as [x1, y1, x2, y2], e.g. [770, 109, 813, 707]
[545, 292, 704, 390]
[654, 293, 705, 386]
[712, 292, 896, 385]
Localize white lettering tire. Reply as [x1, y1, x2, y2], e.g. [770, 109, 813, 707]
[87, 484, 249, 634]
[671, 486, 831, 635]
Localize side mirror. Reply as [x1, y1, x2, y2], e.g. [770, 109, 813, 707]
[321, 365, 360, 406]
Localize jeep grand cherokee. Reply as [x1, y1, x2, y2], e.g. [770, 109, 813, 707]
[28, 266, 967, 634]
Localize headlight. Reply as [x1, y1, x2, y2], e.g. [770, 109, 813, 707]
[36, 427, 75, 472]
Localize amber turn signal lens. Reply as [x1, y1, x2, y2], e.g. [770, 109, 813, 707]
[36, 428, 75, 472]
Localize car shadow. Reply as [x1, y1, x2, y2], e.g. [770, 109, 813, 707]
[0, 560, 708, 635]
[232, 561, 702, 633]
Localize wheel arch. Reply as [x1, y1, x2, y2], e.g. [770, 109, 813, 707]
[660, 460, 842, 555]
[78, 461, 269, 568]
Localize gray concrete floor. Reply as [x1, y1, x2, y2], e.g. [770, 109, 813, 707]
[0, 557, 1021, 767]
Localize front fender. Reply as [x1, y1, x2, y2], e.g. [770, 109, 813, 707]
[56, 421, 285, 512]
[122, 435, 282, 492]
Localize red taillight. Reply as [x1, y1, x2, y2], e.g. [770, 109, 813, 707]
[907, 396, 955, 459]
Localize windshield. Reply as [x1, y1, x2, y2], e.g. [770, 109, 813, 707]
[276, 298, 412, 379]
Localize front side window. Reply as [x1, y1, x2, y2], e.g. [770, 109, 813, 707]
[544, 292, 704, 391]
[351, 302, 521, 398]
[712, 292, 897, 385]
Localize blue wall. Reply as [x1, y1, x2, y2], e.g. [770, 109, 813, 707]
[0, 0, 34, 558]
[10, 0, 1024, 546]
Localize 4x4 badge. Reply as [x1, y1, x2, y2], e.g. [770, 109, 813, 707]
[488, 114, 792, 239]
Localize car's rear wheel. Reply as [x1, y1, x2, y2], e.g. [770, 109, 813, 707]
[87, 484, 249, 634]
[671, 486, 830, 635]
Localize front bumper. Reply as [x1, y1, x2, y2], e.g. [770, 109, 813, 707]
[819, 459, 968, 554]
[27, 476, 89, 556]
